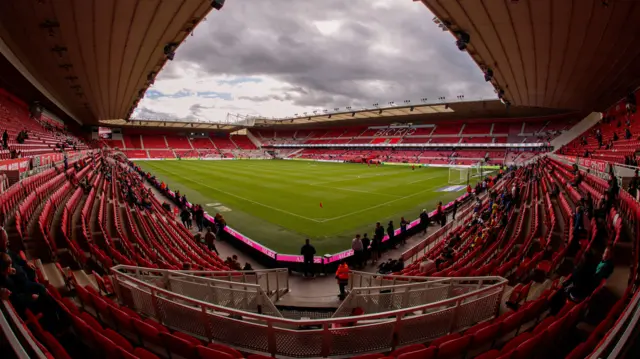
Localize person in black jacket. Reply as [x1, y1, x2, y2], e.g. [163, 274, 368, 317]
[386, 221, 395, 248]
[372, 222, 384, 263]
[300, 239, 316, 277]
[361, 234, 371, 265]
[419, 209, 430, 234]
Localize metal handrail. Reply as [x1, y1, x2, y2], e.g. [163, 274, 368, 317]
[589, 290, 640, 359]
[1, 300, 48, 359]
[112, 265, 506, 357]
[113, 266, 505, 324]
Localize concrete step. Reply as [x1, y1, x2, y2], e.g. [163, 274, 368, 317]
[42, 262, 66, 291]
[72, 269, 98, 291]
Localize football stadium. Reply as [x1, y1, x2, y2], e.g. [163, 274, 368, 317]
[1, 1, 640, 359]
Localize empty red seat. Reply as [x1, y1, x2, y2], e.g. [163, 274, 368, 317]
[207, 343, 243, 358]
[397, 346, 436, 359]
[196, 345, 235, 359]
[134, 347, 161, 359]
[159, 332, 197, 359]
[104, 328, 134, 353]
[389, 344, 426, 358]
[436, 335, 472, 358]
[80, 312, 103, 332]
[132, 318, 161, 346]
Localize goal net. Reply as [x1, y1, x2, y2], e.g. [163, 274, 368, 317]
[448, 167, 470, 185]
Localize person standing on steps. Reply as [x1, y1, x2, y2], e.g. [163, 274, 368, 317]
[204, 226, 219, 255]
[335, 260, 350, 300]
[300, 239, 316, 277]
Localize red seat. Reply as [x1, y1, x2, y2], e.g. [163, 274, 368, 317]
[40, 331, 72, 359]
[501, 332, 532, 354]
[352, 354, 385, 359]
[532, 316, 555, 336]
[159, 332, 197, 359]
[397, 346, 436, 359]
[196, 345, 235, 359]
[470, 322, 501, 350]
[93, 329, 121, 359]
[104, 328, 134, 354]
[474, 350, 500, 359]
[512, 332, 544, 359]
[132, 318, 161, 346]
[389, 344, 426, 358]
[436, 335, 472, 358]
[111, 307, 135, 333]
[247, 355, 273, 359]
[207, 343, 243, 358]
[173, 331, 201, 346]
[134, 347, 161, 359]
[80, 312, 103, 332]
[430, 333, 461, 348]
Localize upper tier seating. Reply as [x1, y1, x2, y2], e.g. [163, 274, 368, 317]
[166, 136, 192, 149]
[141, 135, 167, 149]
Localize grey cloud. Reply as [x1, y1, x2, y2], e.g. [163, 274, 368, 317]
[167, 0, 494, 111]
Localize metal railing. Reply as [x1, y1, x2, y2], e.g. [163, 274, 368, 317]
[111, 266, 507, 357]
[1, 300, 48, 359]
[113, 266, 289, 317]
[589, 289, 640, 359]
[338, 273, 507, 318]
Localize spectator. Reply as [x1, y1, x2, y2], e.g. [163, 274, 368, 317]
[193, 231, 202, 244]
[180, 207, 191, 229]
[629, 170, 640, 198]
[300, 239, 316, 277]
[230, 255, 242, 270]
[161, 202, 171, 212]
[243, 263, 253, 271]
[335, 260, 350, 300]
[452, 199, 458, 220]
[1, 130, 7, 149]
[625, 127, 632, 140]
[361, 233, 371, 265]
[399, 217, 408, 245]
[194, 204, 205, 232]
[419, 209, 430, 234]
[419, 257, 436, 274]
[386, 221, 394, 247]
[352, 234, 364, 268]
[204, 227, 219, 255]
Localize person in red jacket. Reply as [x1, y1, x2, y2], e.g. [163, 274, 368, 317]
[335, 261, 350, 300]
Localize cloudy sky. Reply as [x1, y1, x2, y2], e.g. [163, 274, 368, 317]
[133, 0, 495, 123]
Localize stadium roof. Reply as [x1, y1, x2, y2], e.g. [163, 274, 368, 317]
[0, 0, 213, 125]
[420, 0, 640, 111]
[252, 99, 575, 129]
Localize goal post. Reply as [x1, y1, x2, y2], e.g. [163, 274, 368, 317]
[448, 167, 470, 185]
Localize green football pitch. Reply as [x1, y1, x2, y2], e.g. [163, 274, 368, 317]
[136, 160, 468, 255]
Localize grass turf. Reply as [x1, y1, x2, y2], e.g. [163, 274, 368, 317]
[136, 160, 468, 255]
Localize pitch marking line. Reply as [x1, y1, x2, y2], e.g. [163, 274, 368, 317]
[310, 184, 401, 198]
[408, 175, 440, 184]
[310, 169, 413, 186]
[147, 165, 324, 223]
[317, 182, 445, 223]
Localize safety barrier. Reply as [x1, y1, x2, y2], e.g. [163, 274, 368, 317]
[112, 266, 288, 315]
[337, 273, 507, 318]
[111, 265, 507, 357]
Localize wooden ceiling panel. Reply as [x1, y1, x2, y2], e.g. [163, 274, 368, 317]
[116, 0, 185, 117]
[422, 0, 640, 111]
[566, 3, 628, 109]
[0, 0, 213, 124]
[113, 0, 158, 121]
[94, 0, 115, 118]
[510, 0, 537, 106]
[550, 1, 594, 109]
[483, 0, 528, 106]
[109, 0, 137, 118]
[530, 0, 551, 107]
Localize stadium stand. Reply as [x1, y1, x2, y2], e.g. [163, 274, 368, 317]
[2, 84, 636, 357]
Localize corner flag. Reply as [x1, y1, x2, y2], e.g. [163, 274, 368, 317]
[319, 202, 323, 208]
